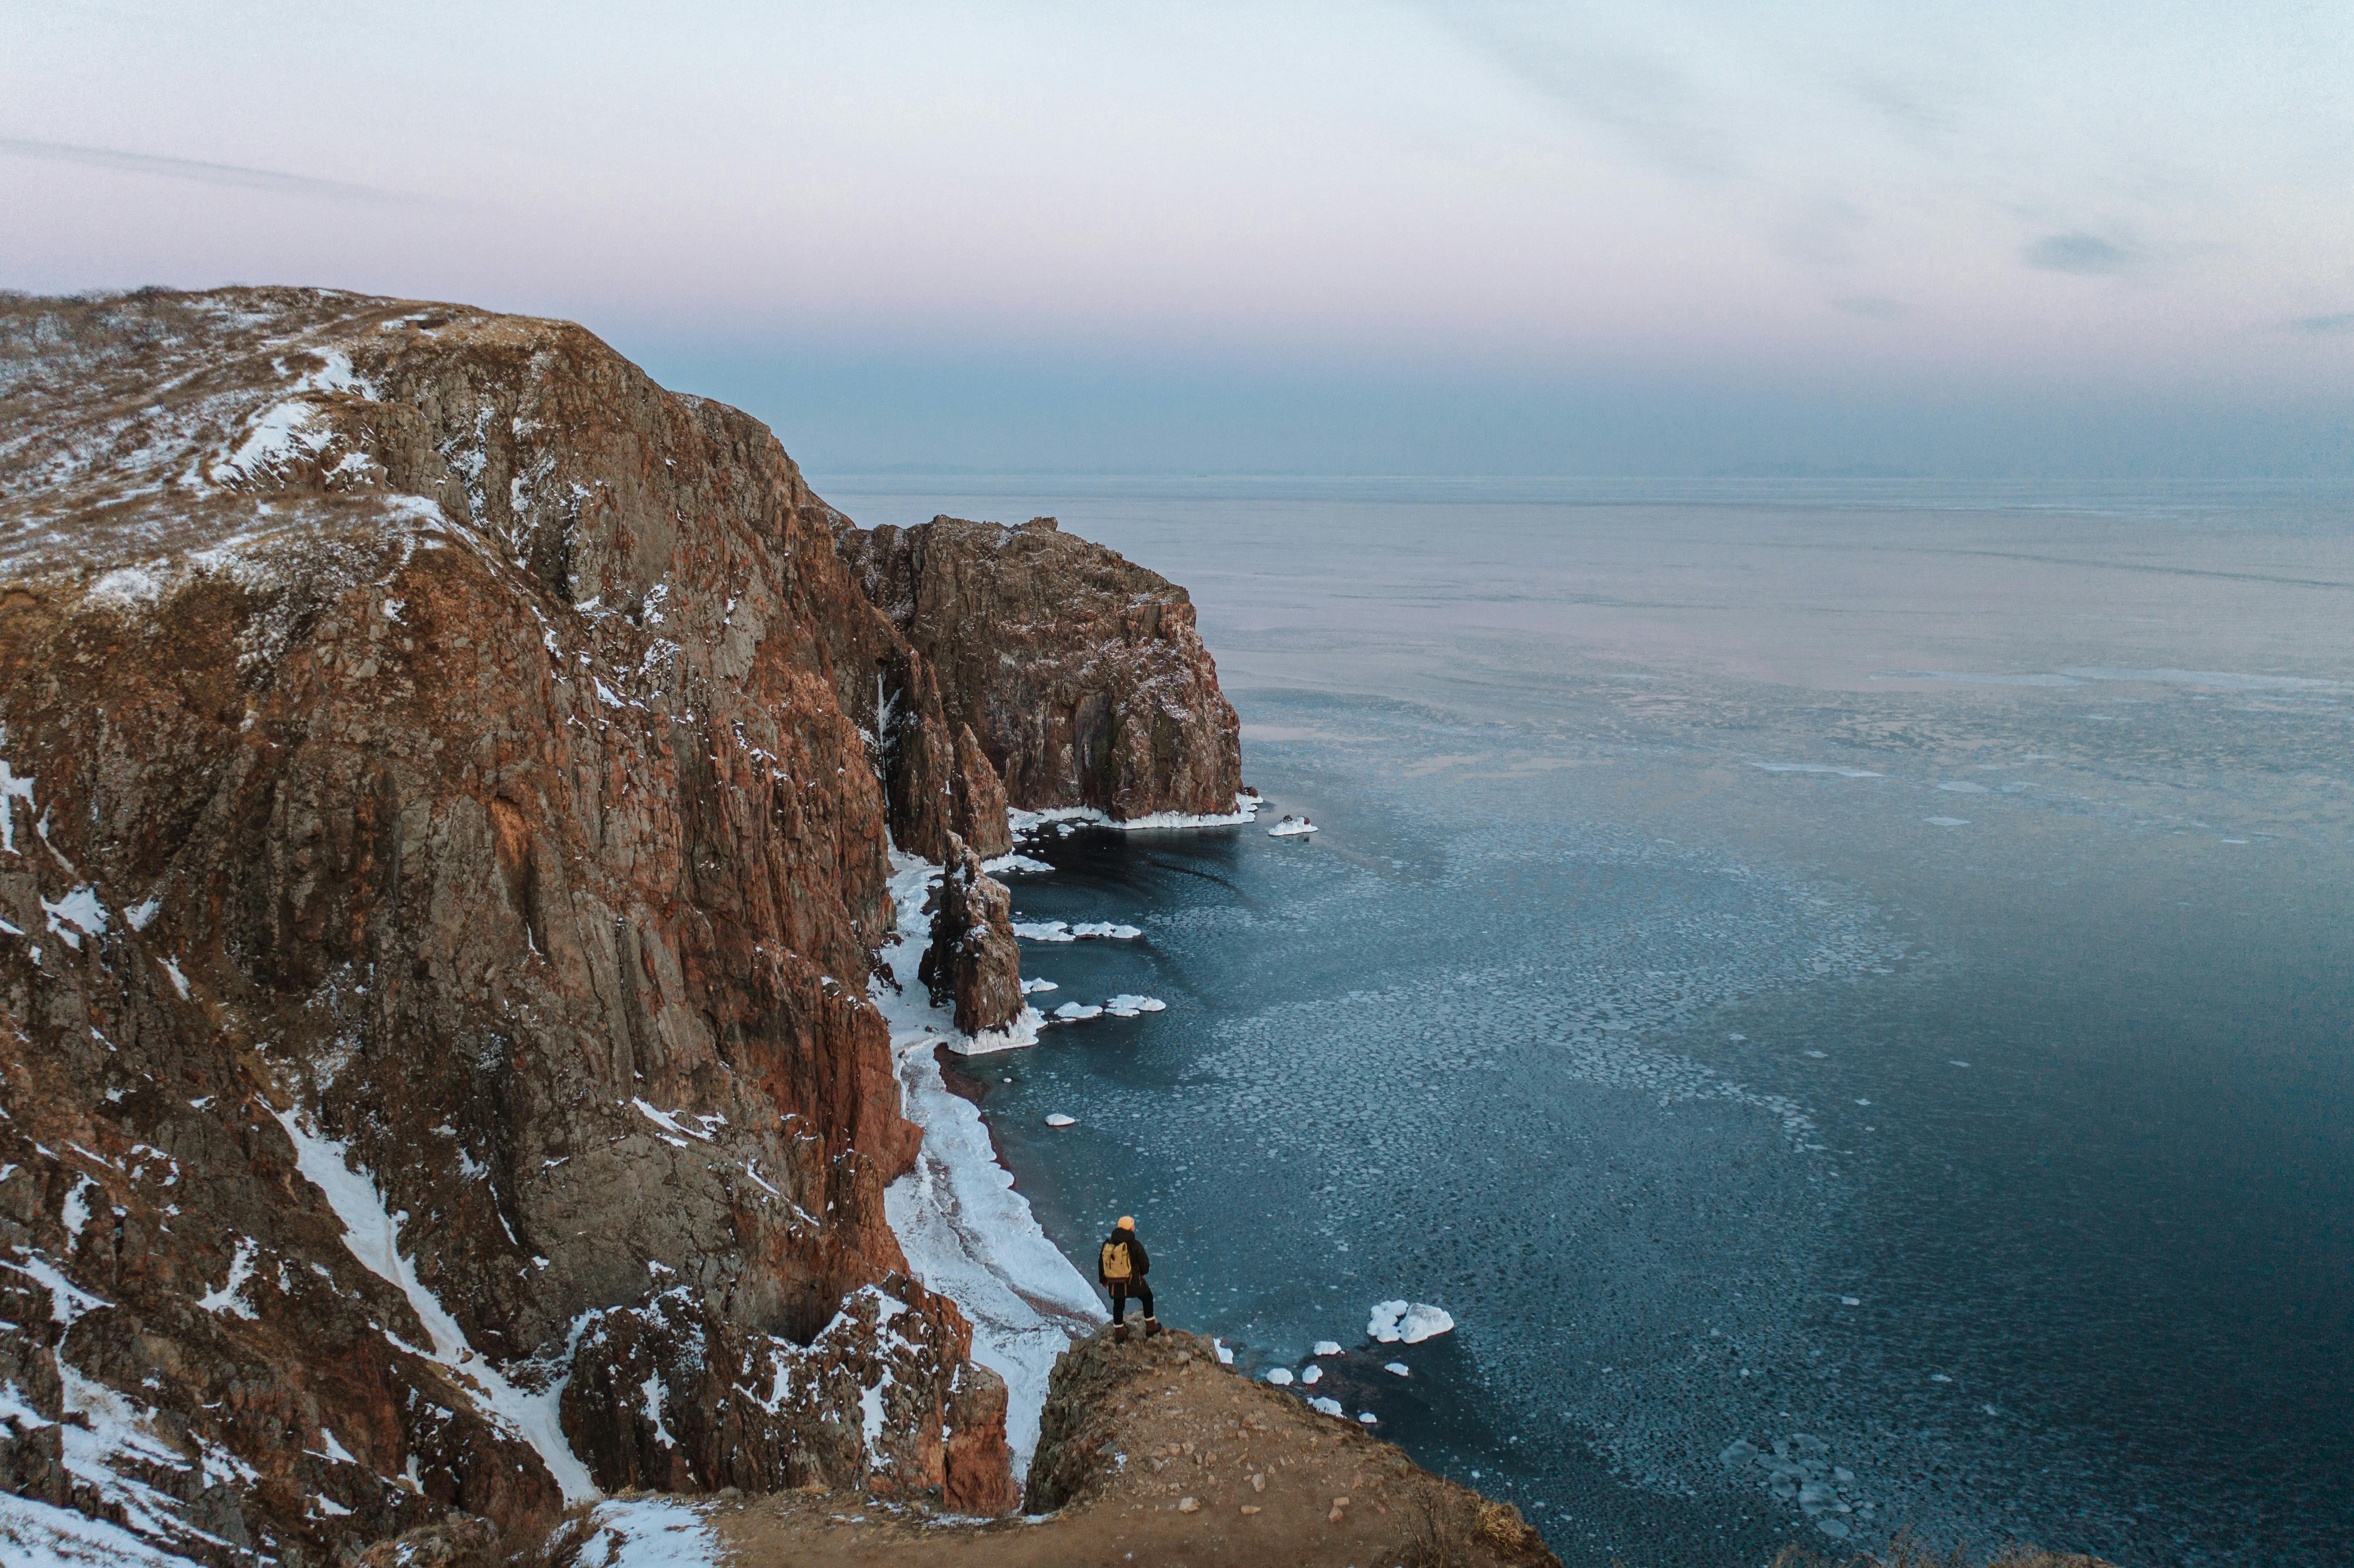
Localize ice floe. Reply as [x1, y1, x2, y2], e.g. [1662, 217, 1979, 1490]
[1012, 920, 1143, 943]
[1308, 1396, 1344, 1418]
[1043, 993, 1166, 1026]
[1368, 1300, 1454, 1344]
[1313, 1340, 1343, 1356]
[1264, 1367, 1294, 1386]
[1300, 1364, 1322, 1385]
[1268, 815, 1318, 837]
[1923, 817, 1970, 827]
[1045, 1113, 1077, 1128]
[1383, 1361, 1410, 1377]
[1748, 763, 1885, 778]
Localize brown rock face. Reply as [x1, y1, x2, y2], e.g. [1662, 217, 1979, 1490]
[942, 1362, 1018, 1516]
[0, 289, 1029, 1562]
[834, 515, 1244, 819]
[916, 834, 1024, 1035]
[558, 1278, 971, 1496]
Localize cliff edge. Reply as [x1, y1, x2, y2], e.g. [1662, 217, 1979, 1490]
[0, 287, 1167, 1565]
[834, 515, 1244, 822]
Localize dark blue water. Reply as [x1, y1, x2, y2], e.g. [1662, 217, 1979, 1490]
[827, 477, 2354, 1567]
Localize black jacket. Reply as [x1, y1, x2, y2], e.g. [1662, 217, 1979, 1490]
[1097, 1229, 1149, 1285]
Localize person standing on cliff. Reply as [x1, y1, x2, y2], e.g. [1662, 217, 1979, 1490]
[1098, 1215, 1158, 1342]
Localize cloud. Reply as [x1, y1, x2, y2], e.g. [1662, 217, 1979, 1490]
[1829, 295, 1906, 319]
[0, 137, 413, 203]
[2023, 233, 2136, 275]
[2287, 311, 2354, 334]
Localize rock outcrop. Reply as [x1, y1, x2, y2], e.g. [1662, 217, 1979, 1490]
[0, 288, 1095, 1564]
[916, 834, 1024, 1036]
[833, 515, 1244, 820]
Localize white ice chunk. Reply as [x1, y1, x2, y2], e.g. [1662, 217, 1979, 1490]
[1308, 1396, 1344, 1417]
[1368, 1300, 1454, 1344]
[1263, 1367, 1294, 1386]
[1267, 815, 1318, 837]
[1313, 1340, 1343, 1357]
[1383, 1361, 1410, 1377]
[1044, 1113, 1077, 1128]
[1300, 1364, 1322, 1385]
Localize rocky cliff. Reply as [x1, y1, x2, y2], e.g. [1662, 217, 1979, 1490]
[834, 515, 1243, 822]
[0, 287, 1225, 1566]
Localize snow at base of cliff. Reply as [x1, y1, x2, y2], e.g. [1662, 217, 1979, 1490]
[876, 852, 1108, 1479]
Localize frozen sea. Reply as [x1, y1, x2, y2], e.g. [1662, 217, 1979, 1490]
[824, 476, 2354, 1567]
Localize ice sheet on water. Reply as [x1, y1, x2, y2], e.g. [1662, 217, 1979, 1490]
[1749, 763, 1885, 778]
[1308, 1396, 1344, 1417]
[1368, 1301, 1454, 1344]
[1268, 815, 1318, 837]
[1045, 1114, 1077, 1127]
[1264, 1367, 1294, 1386]
[1313, 1341, 1343, 1357]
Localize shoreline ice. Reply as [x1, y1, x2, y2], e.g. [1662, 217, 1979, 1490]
[875, 853, 1107, 1478]
[1009, 793, 1262, 839]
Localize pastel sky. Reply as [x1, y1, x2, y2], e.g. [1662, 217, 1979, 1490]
[7, 2, 2349, 476]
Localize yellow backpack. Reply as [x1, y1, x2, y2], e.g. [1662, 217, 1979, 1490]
[1100, 1239, 1133, 1282]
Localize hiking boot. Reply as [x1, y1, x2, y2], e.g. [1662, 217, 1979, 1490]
[1144, 1317, 1162, 1338]
[1113, 1323, 1129, 1344]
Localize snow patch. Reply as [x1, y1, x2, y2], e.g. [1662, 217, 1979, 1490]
[267, 1105, 596, 1501]
[42, 886, 109, 949]
[196, 1239, 260, 1319]
[565, 1498, 722, 1568]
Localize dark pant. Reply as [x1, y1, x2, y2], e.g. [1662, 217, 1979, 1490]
[1108, 1280, 1154, 1323]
